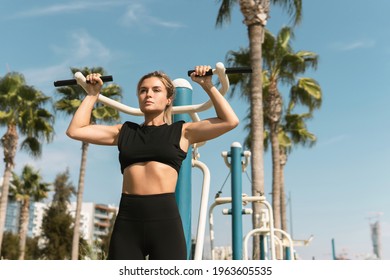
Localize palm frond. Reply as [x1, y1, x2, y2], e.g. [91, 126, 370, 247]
[271, 0, 303, 26]
[215, 0, 238, 27]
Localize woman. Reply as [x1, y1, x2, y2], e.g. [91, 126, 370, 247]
[66, 65, 239, 260]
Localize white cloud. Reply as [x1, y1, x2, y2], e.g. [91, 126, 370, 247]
[50, 29, 111, 62]
[120, 3, 143, 25]
[149, 18, 186, 29]
[23, 63, 69, 90]
[68, 30, 111, 61]
[318, 134, 348, 147]
[120, 3, 185, 29]
[8, 1, 127, 19]
[8, 1, 185, 29]
[23, 29, 111, 90]
[331, 39, 376, 51]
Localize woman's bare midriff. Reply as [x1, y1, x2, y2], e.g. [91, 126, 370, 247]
[121, 161, 179, 195]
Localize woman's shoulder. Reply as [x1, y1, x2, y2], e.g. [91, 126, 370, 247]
[171, 120, 185, 126]
[117, 121, 138, 137]
[171, 120, 186, 131]
[121, 121, 140, 128]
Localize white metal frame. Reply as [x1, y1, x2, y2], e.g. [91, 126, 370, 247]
[209, 195, 278, 260]
[192, 157, 210, 260]
[74, 62, 230, 121]
[243, 225, 295, 260]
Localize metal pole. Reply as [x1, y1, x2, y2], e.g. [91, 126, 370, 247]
[285, 247, 291, 260]
[230, 142, 243, 260]
[332, 238, 336, 260]
[173, 78, 193, 260]
[260, 235, 266, 260]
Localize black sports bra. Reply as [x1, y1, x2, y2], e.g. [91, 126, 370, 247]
[117, 121, 187, 174]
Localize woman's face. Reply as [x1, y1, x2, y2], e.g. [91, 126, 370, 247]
[138, 77, 171, 115]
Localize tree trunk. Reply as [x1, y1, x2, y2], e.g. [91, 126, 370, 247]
[71, 141, 89, 260]
[267, 79, 283, 258]
[0, 124, 18, 256]
[18, 198, 30, 260]
[248, 23, 265, 261]
[269, 123, 283, 259]
[270, 124, 281, 233]
[280, 149, 288, 233]
[267, 85, 282, 226]
[240, 0, 269, 260]
[280, 150, 288, 259]
[280, 174, 287, 232]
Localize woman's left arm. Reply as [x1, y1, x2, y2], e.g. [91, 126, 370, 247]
[183, 65, 239, 145]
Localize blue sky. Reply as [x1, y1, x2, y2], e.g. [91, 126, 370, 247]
[1, 0, 390, 260]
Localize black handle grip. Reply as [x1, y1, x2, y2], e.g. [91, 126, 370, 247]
[187, 69, 214, 77]
[53, 75, 113, 87]
[187, 67, 252, 77]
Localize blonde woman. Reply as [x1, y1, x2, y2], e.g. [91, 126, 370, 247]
[66, 65, 239, 259]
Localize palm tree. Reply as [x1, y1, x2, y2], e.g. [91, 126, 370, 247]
[54, 67, 122, 260]
[227, 27, 322, 258]
[261, 26, 321, 237]
[279, 112, 317, 235]
[216, 0, 302, 259]
[9, 165, 50, 259]
[0, 72, 54, 256]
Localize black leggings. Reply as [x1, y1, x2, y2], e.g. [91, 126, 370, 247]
[107, 193, 187, 260]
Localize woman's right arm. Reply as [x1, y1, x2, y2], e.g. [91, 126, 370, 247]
[66, 73, 122, 146]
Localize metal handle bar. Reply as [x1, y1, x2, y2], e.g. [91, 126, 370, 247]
[187, 66, 252, 77]
[66, 62, 231, 117]
[54, 75, 113, 87]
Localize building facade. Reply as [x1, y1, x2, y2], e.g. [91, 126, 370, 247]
[4, 198, 117, 245]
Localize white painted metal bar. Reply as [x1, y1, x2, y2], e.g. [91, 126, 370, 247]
[192, 159, 211, 260]
[74, 62, 230, 120]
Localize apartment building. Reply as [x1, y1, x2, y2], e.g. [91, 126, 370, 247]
[4, 199, 117, 245]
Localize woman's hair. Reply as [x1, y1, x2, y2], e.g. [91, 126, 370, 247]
[137, 71, 175, 124]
